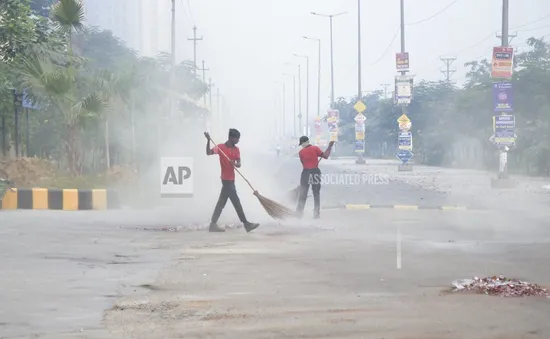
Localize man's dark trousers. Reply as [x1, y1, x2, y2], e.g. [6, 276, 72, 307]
[211, 180, 247, 223]
[296, 168, 321, 217]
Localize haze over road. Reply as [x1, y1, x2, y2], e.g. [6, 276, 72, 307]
[2, 155, 550, 338]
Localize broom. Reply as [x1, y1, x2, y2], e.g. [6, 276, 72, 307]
[207, 135, 296, 220]
[287, 156, 324, 203]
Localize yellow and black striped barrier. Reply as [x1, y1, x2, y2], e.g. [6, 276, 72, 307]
[1, 188, 119, 210]
[344, 204, 482, 211]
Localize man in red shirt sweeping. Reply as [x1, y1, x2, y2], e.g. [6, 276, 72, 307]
[205, 129, 260, 233]
[296, 136, 334, 219]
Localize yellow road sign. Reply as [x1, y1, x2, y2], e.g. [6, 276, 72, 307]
[397, 114, 410, 123]
[354, 100, 366, 113]
[355, 131, 365, 140]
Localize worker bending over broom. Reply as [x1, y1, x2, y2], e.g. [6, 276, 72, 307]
[205, 129, 260, 233]
[296, 136, 334, 219]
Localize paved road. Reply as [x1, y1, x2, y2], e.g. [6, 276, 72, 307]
[2, 155, 550, 338]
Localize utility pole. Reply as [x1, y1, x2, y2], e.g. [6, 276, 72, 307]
[282, 82, 286, 137]
[357, 0, 362, 98]
[302, 37, 321, 118]
[355, 0, 366, 164]
[198, 60, 209, 106]
[297, 64, 302, 135]
[493, 0, 515, 183]
[208, 78, 214, 110]
[396, 0, 413, 172]
[169, 0, 176, 119]
[311, 12, 346, 108]
[381, 84, 390, 99]
[187, 26, 203, 77]
[283, 73, 297, 137]
[439, 56, 457, 83]
[294, 54, 309, 136]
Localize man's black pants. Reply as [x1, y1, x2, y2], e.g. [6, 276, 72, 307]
[296, 168, 321, 216]
[211, 180, 247, 223]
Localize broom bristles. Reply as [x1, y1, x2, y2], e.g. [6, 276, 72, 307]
[255, 192, 296, 220]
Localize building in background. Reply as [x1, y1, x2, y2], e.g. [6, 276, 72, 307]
[84, 0, 170, 57]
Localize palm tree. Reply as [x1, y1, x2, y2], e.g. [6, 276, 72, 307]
[15, 0, 107, 175]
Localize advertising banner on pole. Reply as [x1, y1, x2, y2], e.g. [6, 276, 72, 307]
[395, 75, 412, 104]
[398, 132, 412, 151]
[491, 47, 514, 79]
[327, 109, 339, 141]
[396, 52, 410, 71]
[355, 140, 365, 153]
[493, 82, 513, 112]
[493, 115, 516, 146]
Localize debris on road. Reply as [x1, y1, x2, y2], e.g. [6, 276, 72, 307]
[451, 275, 548, 297]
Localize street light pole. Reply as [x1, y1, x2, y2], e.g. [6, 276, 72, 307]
[297, 64, 302, 135]
[311, 11, 346, 109]
[294, 54, 309, 136]
[303, 37, 321, 118]
[283, 73, 297, 137]
[355, 0, 366, 164]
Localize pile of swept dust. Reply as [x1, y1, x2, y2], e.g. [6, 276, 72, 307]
[0, 157, 55, 187]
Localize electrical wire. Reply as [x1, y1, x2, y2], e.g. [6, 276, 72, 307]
[364, 0, 458, 66]
[511, 13, 550, 30]
[368, 27, 400, 65]
[406, 0, 460, 26]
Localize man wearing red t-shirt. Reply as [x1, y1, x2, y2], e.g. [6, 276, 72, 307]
[296, 136, 334, 219]
[205, 129, 260, 233]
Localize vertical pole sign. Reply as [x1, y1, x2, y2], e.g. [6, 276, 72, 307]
[314, 116, 322, 145]
[160, 157, 194, 198]
[396, 114, 413, 165]
[326, 109, 339, 157]
[395, 51, 414, 170]
[490, 46, 515, 180]
[353, 100, 367, 157]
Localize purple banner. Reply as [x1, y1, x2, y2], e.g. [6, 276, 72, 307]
[493, 82, 513, 112]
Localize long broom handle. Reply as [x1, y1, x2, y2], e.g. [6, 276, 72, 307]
[207, 136, 257, 192]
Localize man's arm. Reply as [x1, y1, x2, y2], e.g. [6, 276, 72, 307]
[319, 141, 335, 159]
[204, 132, 214, 155]
[233, 148, 241, 168]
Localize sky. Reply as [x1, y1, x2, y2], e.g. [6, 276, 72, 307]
[168, 0, 550, 139]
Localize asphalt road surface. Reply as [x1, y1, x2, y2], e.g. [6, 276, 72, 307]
[2, 155, 550, 338]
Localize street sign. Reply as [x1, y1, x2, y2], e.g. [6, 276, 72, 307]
[491, 47, 514, 79]
[354, 100, 366, 113]
[493, 115, 516, 146]
[160, 157, 194, 198]
[355, 131, 365, 140]
[396, 150, 413, 164]
[396, 114, 411, 130]
[355, 140, 365, 153]
[493, 82, 513, 112]
[397, 114, 410, 124]
[395, 75, 412, 104]
[329, 131, 338, 142]
[398, 132, 412, 151]
[354, 113, 366, 123]
[355, 123, 365, 132]
[396, 52, 410, 71]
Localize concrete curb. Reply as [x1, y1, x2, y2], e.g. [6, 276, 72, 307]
[1, 188, 120, 210]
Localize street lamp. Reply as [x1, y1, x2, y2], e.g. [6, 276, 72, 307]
[294, 53, 309, 136]
[303, 36, 321, 119]
[282, 72, 297, 137]
[284, 62, 301, 136]
[311, 11, 347, 109]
